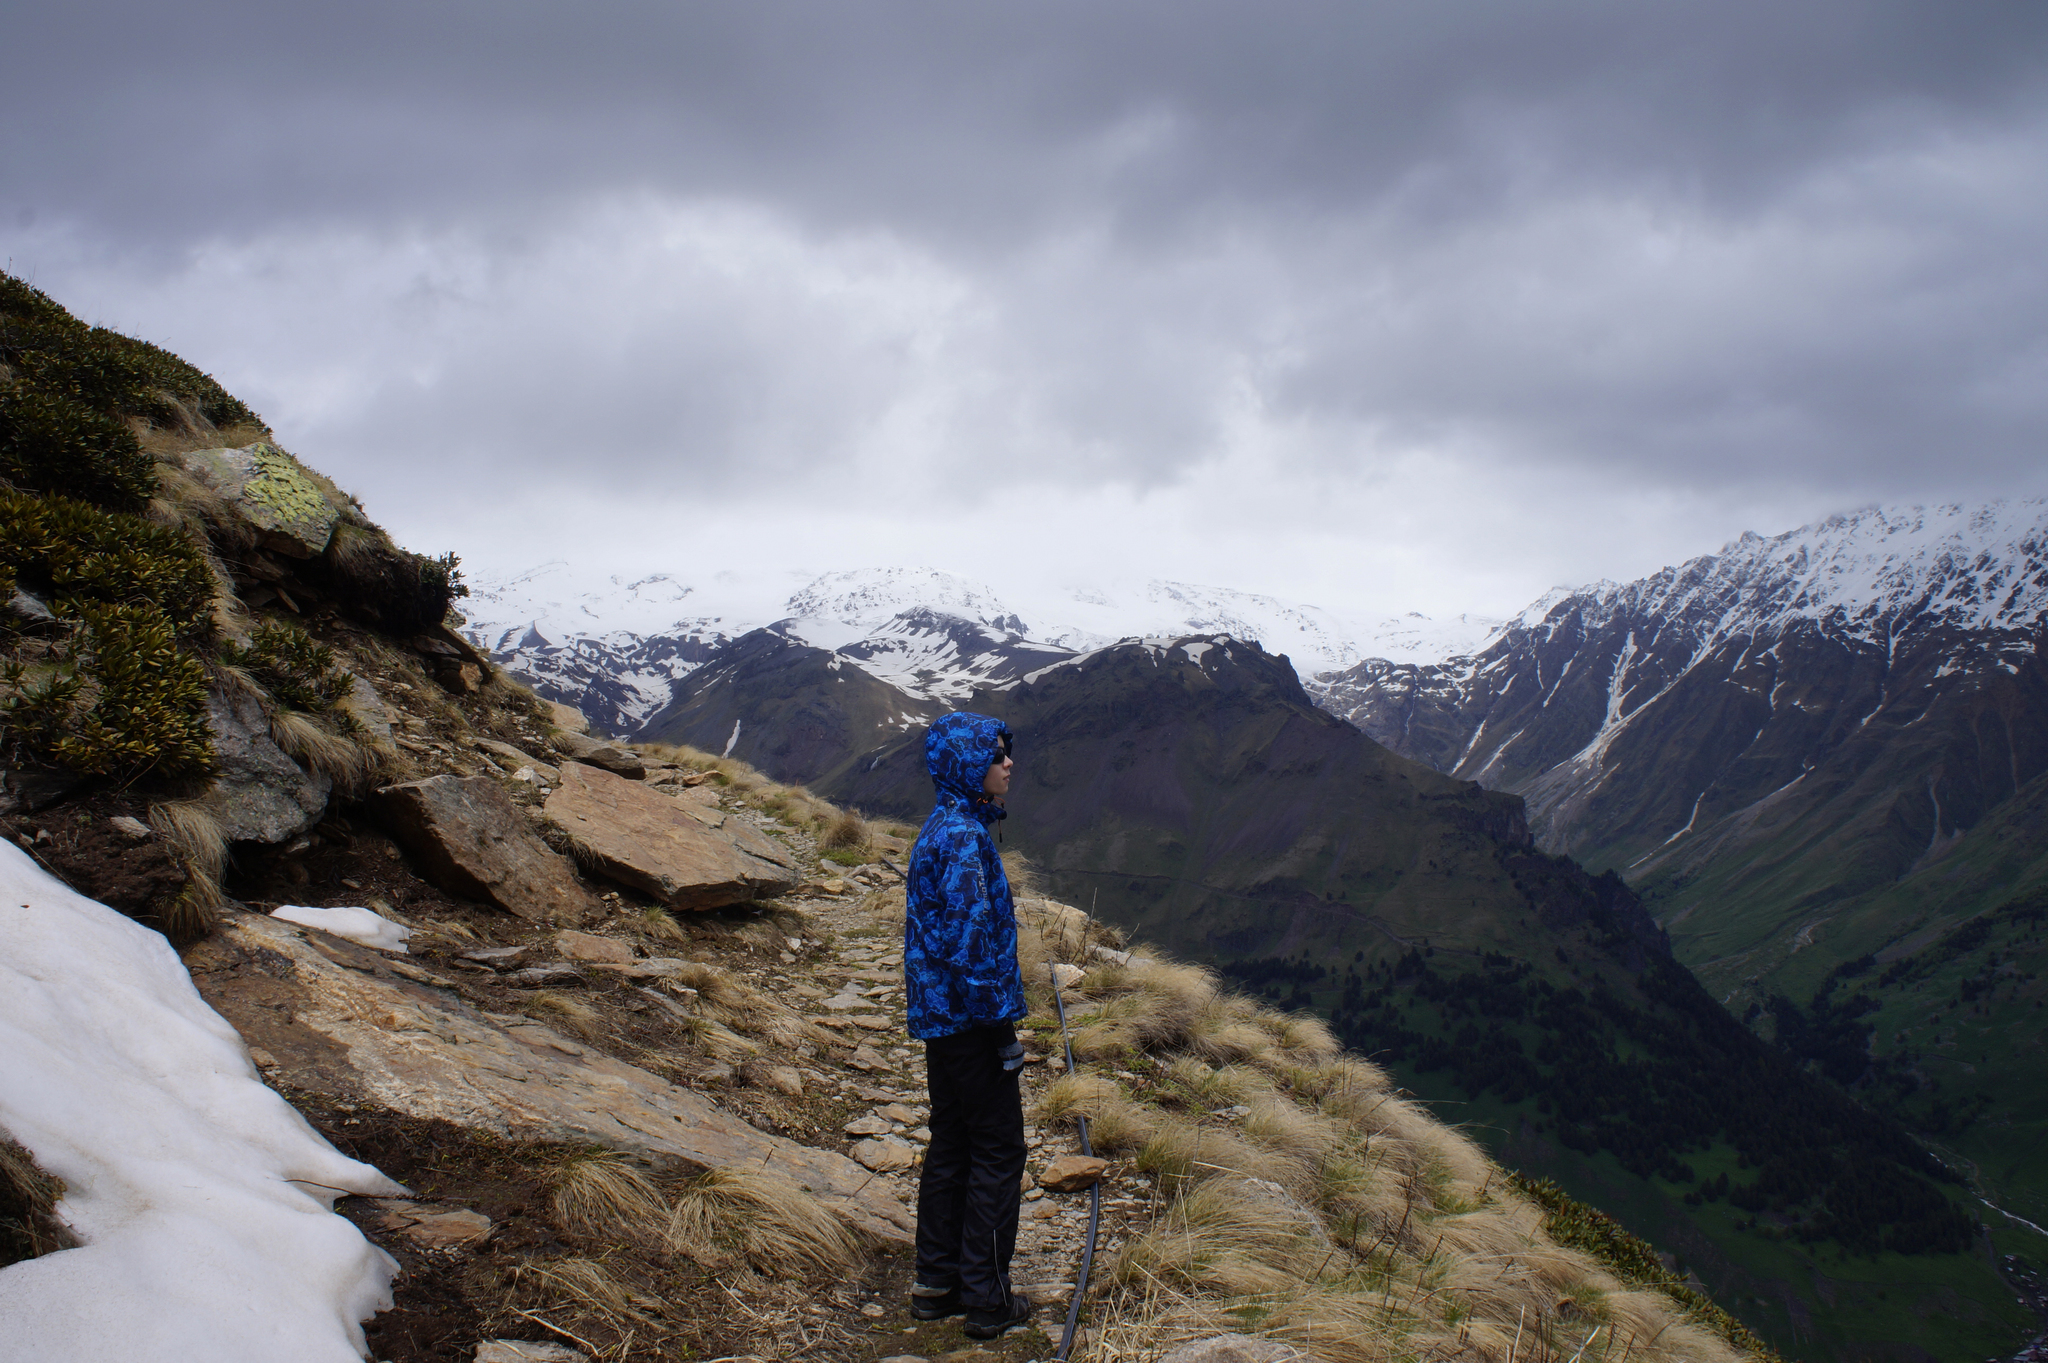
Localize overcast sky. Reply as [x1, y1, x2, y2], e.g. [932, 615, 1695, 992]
[6, 1, 2046, 620]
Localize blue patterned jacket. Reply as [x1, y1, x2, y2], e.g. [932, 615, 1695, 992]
[903, 712, 1026, 1040]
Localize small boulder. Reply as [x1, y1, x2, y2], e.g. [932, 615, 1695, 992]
[475, 737, 558, 781]
[844, 1115, 892, 1136]
[372, 1199, 493, 1249]
[476, 1342, 587, 1363]
[374, 775, 600, 922]
[546, 701, 590, 735]
[552, 730, 646, 779]
[108, 816, 153, 841]
[851, 1136, 918, 1172]
[458, 945, 533, 970]
[1036, 1154, 1109, 1193]
[1050, 963, 1087, 989]
[544, 762, 798, 909]
[758, 1065, 804, 1097]
[501, 964, 588, 989]
[204, 689, 331, 844]
[553, 929, 635, 964]
[1157, 1336, 1307, 1363]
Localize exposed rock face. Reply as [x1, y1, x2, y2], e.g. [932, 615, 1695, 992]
[552, 730, 647, 779]
[343, 676, 395, 748]
[373, 775, 598, 923]
[182, 443, 341, 558]
[186, 912, 913, 1244]
[204, 689, 330, 843]
[543, 762, 798, 909]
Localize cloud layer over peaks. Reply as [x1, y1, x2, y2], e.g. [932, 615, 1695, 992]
[6, 1, 2047, 614]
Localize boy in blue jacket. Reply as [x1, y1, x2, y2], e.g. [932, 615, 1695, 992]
[903, 711, 1033, 1339]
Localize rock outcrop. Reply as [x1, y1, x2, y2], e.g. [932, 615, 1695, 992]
[543, 761, 798, 909]
[204, 689, 332, 844]
[373, 775, 599, 922]
[551, 730, 647, 779]
[186, 912, 913, 1245]
[181, 443, 341, 558]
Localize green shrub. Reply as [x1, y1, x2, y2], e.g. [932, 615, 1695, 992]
[220, 621, 354, 713]
[0, 389, 158, 510]
[0, 492, 215, 627]
[0, 491, 220, 777]
[0, 272, 262, 433]
[820, 847, 870, 867]
[2, 603, 213, 776]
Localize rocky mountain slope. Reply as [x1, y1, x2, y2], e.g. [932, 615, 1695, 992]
[0, 270, 1831, 1363]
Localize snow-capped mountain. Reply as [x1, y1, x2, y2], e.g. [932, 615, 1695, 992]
[459, 561, 1496, 729]
[458, 564, 755, 734]
[1311, 499, 2048, 998]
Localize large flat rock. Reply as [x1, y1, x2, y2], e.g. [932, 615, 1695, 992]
[544, 762, 798, 909]
[186, 913, 911, 1245]
[374, 775, 598, 923]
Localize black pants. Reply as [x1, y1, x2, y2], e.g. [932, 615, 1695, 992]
[916, 1024, 1026, 1310]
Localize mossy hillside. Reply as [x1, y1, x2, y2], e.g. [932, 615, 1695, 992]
[0, 270, 465, 787]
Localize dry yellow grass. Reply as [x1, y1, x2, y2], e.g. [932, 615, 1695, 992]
[820, 807, 871, 851]
[524, 991, 601, 1039]
[148, 798, 228, 937]
[1004, 892, 1768, 1363]
[269, 708, 379, 793]
[548, 1152, 670, 1253]
[665, 1167, 863, 1277]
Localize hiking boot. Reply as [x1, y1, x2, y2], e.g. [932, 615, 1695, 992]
[908, 1283, 963, 1321]
[962, 1293, 1034, 1339]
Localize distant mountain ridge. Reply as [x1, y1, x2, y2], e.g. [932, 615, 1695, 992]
[1309, 499, 2048, 984]
[460, 560, 1503, 731]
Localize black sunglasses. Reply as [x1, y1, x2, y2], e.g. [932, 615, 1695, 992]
[995, 731, 1014, 761]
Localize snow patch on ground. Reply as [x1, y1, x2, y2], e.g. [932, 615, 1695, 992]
[272, 904, 413, 953]
[0, 845, 404, 1362]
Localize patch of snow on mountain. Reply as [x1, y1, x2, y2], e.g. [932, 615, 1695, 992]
[0, 844, 403, 1361]
[784, 567, 1026, 635]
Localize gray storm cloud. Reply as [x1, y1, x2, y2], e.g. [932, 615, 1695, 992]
[5, 1, 2047, 605]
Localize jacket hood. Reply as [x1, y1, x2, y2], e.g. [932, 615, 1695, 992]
[924, 711, 1013, 808]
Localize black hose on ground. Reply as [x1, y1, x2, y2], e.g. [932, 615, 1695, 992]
[1047, 964, 1102, 1362]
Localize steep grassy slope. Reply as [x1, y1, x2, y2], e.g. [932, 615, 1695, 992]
[1750, 773, 2048, 1245]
